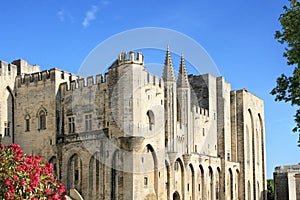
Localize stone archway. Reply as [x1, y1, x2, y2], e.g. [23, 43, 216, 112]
[173, 191, 180, 200]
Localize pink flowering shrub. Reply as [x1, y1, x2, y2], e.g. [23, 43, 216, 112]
[0, 144, 65, 199]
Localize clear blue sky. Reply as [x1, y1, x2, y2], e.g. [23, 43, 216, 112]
[1, 0, 299, 178]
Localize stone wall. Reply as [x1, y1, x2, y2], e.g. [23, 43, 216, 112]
[274, 164, 300, 200]
[0, 50, 267, 200]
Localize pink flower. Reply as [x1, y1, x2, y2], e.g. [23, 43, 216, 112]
[45, 189, 51, 194]
[6, 179, 11, 186]
[20, 179, 26, 186]
[58, 183, 66, 194]
[0, 145, 66, 199]
[26, 187, 32, 193]
[9, 185, 15, 193]
[13, 176, 19, 182]
[52, 193, 59, 199]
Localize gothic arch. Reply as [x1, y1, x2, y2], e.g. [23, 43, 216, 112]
[4, 86, 14, 142]
[175, 158, 185, 199]
[144, 144, 158, 197]
[37, 106, 47, 130]
[24, 113, 31, 131]
[187, 164, 195, 199]
[36, 106, 48, 117]
[208, 166, 213, 200]
[173, 191, 180, 200]
[146, 110, 155, 131]
[67, 153, 82, 193]
[198, 165, 205, 199]
[24, 113, 31, 119]
[89, 152, 103, 200]
[248, 109, 257, 199]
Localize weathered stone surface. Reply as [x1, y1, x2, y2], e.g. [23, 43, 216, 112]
[274, 164, 300, 200]
[0, 50, 266, 200]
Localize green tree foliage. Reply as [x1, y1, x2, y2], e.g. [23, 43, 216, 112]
[267, 179, 275, 200]
[271, 0, 300, 146]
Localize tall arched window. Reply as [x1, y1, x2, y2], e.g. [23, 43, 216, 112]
[199, 165, 205, 199]
[4, 87, 14, 138]
[39, 110, 46, 130]
[25, 114, 31, 132]
[37, 107, 47, 130]
[208, 167, 213, 200]
[146, 110, 155, 131]
[67, 154, 82, 192]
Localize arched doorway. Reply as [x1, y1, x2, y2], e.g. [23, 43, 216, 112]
[173, 191, 180, 200]
[198, 165, 205, 199]
[187, 164, 195, 200]
[67, 154, 82, 193]
[208, 166, 214, 200]
[174, 158, 185, 199]
[89, 152, 103, 200]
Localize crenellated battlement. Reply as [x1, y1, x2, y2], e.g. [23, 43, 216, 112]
[117, 51, 144, 65]
[60, 73, 107, 92]
[15, 68, 78, 88]
[192, 105, 209, 118]
[146, 72, 164, 88]
[0, 60, 19, 79]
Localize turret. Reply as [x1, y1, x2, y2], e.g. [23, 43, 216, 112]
[162, 46, 177, 154]
[177, 54, 190, 88]
[177, 54, 191, 154]
[162, 46, 176, 82]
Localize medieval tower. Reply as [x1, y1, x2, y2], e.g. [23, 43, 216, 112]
[0, 48, 266, 200]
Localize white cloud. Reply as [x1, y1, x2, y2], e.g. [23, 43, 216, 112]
[57, 10, 65, 22]
[82, 5, 98, 28]
[56, 9, 74, 23]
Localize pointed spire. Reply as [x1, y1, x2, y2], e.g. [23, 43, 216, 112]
[177, 53, 190, 88]
[162, 45, 176, 82]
